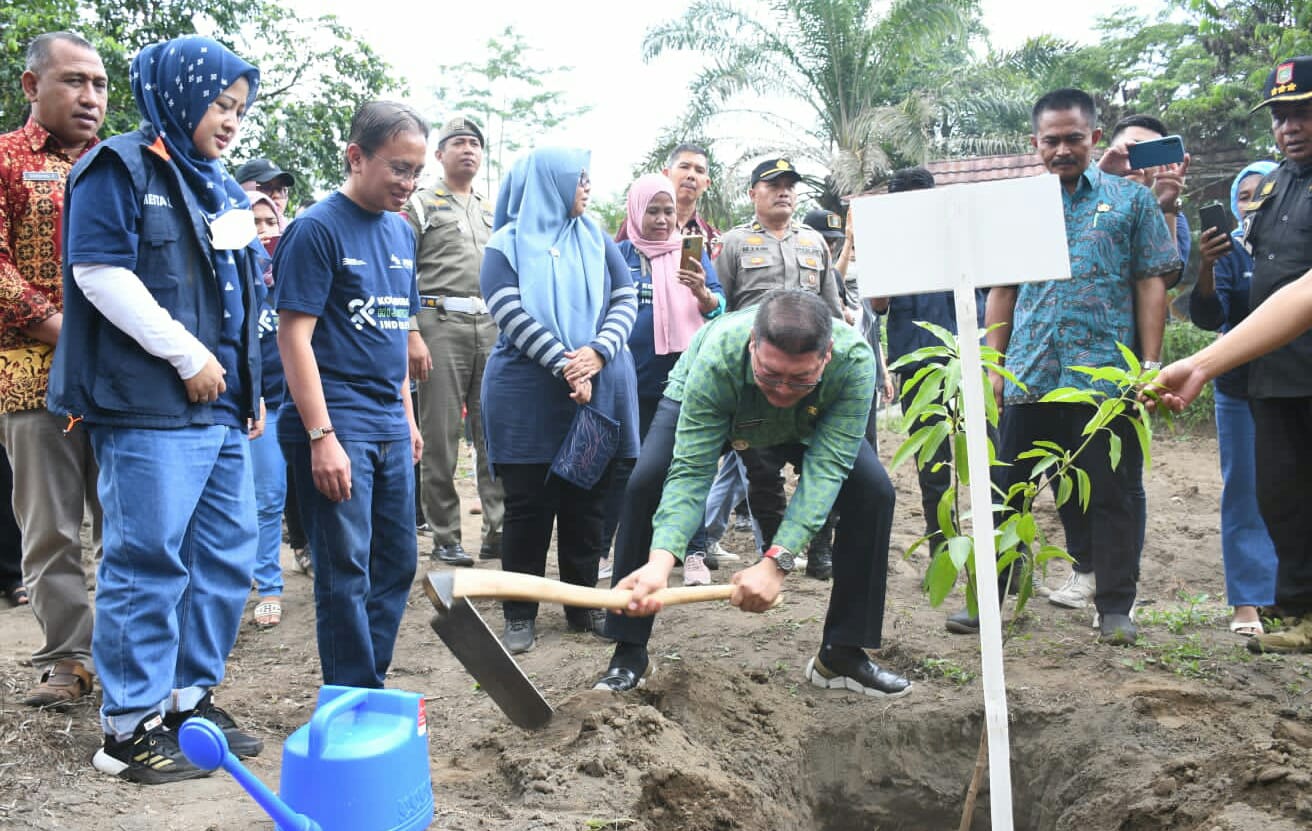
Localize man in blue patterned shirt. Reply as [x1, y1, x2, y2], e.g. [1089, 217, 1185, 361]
[972, 88, 1181, 646]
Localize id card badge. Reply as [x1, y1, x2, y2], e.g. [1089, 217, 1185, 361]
[208, 209, 256, 250]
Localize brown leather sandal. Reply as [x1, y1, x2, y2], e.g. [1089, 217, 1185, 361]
[22, 659, 94, 708]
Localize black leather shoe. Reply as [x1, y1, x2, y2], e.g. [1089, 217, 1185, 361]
[1097, 613, 1137, 646]
[805, 547, 833, 581]
[592, 664, 650, 692]
[805, 649, 911, 699]
[702, 548, 720, 570]
[501, 618, 535, 654]
[479, 537, 501, 560]
[567, 609, 613, 641]
[433, 543, 474, 567]
[945, 609, 980, 635]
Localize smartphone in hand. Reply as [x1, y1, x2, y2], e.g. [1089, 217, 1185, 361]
[680, 235, 704, 270]
[1197, 202, 1234, 236]
[1127, 135, 1185, 170]
[262, 233, 281, 257]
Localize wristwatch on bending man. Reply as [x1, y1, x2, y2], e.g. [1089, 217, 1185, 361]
[762, 545, 795, 575]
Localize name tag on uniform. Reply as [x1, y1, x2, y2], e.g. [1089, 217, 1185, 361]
[735, 418, 764, 429]
[22, 171, 59, 182]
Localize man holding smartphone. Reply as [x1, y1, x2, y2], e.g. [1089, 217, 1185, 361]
[981, 89, 1180, 645]
[1237, 56, 1312, 654]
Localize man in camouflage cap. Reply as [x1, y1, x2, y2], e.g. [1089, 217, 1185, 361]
[403, 116, 502, 566]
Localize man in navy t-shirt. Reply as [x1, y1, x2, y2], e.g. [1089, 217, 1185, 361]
[274, 101, 426, 688]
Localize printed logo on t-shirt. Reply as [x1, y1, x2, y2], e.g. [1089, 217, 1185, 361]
[342, 256, 367, 267]
[388, 253, 415, 270]
[347, 295, 411, 332]
[258, 306, 278, 337]
[143, 193, 173, 208]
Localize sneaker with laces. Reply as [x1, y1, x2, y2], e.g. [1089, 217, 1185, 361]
[93, 714, 209, 785]
[683, 553, 712, 586]
[1048, 570, 1096, 609]
[709, 541, 740, 563]
[164, 691, 263, 758]
[502, 618, 536, 654]
[597, 558, 613, 582]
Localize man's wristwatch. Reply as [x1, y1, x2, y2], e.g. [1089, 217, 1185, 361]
[1143, 360, 1162, 371]
[307, 426, 335, 441]
[762, 545, 795, 575]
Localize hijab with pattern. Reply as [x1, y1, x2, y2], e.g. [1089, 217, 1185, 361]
[129, 36, 259, 219]
[487, 147, 606, 351]
[622, 172, 702, 355]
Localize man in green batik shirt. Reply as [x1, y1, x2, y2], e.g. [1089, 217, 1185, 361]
[591, 290, 911, 699]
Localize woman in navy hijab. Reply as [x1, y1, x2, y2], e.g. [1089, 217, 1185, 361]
[50, 35, 267, 784]
[480, 147, 639, 655]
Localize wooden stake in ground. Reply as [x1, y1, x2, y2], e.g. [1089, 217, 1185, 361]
[851, 175, 1072, 831]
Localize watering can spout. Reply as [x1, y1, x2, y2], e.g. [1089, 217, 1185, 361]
[179, 718, 321, 831]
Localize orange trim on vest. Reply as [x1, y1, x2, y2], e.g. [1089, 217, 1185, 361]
[147, 136, 171, 161]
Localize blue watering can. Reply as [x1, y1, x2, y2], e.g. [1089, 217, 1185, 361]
[179, 685, 433, 831]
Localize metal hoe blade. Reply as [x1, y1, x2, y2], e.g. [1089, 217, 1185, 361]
[425, 573, 553, 730]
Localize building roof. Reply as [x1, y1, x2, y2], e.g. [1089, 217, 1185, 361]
[924, 153, 1047, 185]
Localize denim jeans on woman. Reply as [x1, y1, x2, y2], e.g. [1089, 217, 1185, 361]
[249, 408, 286, 597]
[1214, 390, 1277, 607]
[89, 424, 257, 739]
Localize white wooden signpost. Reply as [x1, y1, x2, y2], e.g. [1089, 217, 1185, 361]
[850, 173, 1072, 831]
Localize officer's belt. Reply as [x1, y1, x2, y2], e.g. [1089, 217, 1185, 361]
[419, 295, 488, 315]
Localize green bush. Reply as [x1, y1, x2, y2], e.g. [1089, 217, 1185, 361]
[1158, 320, 1216, 432]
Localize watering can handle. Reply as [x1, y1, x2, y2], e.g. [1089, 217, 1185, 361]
[308, 688, 370, 759]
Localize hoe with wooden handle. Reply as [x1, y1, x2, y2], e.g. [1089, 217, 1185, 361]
[424, 569, 773, 729]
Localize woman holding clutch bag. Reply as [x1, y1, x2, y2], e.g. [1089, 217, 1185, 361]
[480, 147, 639, 654]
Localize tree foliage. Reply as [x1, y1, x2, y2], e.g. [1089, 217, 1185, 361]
[430, 26, 591, 199]
[1, 0, 401, 202]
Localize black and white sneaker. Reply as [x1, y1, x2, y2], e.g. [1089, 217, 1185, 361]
[804, 646, 912, 699]
[93, 714, 210, 785]
[165, 691, 263, 758]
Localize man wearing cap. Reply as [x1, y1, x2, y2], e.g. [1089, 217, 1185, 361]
[717, 158, 842, 315]
[402, 117, 502, 566]
[1239, 56, 1312, 653]
[235, 157, 294, 215]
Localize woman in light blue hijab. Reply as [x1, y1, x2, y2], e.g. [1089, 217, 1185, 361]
[1188, 160, 1279, 638]
[480, 147, 639, 655]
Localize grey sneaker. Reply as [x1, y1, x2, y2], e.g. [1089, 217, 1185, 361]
[501, 618, 535, 654]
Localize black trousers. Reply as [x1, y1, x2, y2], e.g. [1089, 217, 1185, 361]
[604, 397, 896, 649]
[899, 379, 953, 541]
[498, 462, 614, 623]
[0, 446, 21, 592]
[997, 402, 1141, 614]
[1250, 397, 1312, 616]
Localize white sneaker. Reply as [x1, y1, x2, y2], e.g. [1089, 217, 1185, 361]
[1048, 571, 1096, 609]
[597, 558, 613, 582]
[683, 553, 712, 587]
[710, 541, 740, 563]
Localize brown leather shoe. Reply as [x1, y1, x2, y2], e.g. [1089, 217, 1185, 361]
[22, 659, 94, 708]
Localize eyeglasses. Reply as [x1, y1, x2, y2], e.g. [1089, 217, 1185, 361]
[373, 155, 423, 183]
[750, 347, 824, 390]
[257, 183, 289, 198]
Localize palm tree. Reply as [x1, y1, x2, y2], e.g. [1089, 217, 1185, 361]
[643, 0, 979, 203]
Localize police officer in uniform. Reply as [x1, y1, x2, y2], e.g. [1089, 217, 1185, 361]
[716, 159, 846, 578]
[1238, 56, 1312, 653]
[717, 158, 843, 315]
[404, 117, 503, 566]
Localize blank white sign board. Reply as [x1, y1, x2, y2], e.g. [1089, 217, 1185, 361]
[849, 172, 1073, 831]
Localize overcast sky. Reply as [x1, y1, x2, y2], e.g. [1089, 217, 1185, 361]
[293, 0, 1158, 198]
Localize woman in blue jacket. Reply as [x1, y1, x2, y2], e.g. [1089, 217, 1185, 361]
[481, 148, 639, 654]
[49, 36, 265, 784]
[1188, 161, 1279, 638]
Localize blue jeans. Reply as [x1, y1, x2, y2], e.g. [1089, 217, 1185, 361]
[703, 452, 761, 549]
[89, 425, 257, 739]
[288, 439, 416, 688]
[250, 409, 286, 596]
[1215, 390, 1277, 607]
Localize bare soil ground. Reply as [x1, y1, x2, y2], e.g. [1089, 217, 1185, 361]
[2, 426, 1311, 830]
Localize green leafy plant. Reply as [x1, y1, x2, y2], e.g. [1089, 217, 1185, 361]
[890, 322, 1159, 627]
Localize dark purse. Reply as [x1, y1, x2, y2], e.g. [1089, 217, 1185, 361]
[549, 404, 621, 489]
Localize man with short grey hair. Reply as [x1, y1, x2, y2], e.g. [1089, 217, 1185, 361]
[0, 30, 107, 707]
[403, 117, 503, 566]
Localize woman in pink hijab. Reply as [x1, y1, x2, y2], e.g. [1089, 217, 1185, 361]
[601, 172, 724, 584]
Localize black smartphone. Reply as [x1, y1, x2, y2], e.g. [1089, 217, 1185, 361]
[1197, 202, 1234, 236]
[680, 235, 704, 270]
[1127, 135, 1185, 170]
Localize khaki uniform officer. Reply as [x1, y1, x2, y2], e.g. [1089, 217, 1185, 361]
[404, 117, 503, 566]
[717, 158, 842, 315]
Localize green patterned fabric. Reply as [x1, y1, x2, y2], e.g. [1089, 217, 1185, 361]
[653, 308, 875, 557]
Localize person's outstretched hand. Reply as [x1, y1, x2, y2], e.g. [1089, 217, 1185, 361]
[1144, 357, 1208, 413]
